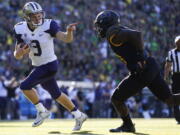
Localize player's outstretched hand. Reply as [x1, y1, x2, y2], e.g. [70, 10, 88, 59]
[67, 22, 80, 32]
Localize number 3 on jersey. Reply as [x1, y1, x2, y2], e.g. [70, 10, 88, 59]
[31, 40, 42, 56]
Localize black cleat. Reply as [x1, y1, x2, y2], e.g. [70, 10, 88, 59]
[109, 123, 135, 133]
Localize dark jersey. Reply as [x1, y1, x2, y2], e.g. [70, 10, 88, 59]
[106, 25, 147, 72]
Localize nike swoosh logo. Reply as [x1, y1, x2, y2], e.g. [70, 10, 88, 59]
[34, 120, 42, 125]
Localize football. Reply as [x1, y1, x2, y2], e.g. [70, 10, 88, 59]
[19, 42, 29, 49]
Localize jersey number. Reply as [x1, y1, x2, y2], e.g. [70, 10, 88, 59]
[31, 40, 42, 56]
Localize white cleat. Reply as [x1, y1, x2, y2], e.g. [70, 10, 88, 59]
[32, 110, 51, 127]
[73, 113, 88, 131]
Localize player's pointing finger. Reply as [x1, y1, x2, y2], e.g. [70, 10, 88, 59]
[69, 22, 81, 27]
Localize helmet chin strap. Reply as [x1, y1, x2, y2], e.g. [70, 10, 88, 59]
[31, 19, 43, 27]
[28, 19, 44, 30]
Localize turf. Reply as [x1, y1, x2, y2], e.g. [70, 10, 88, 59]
[0, 118, 179, 135]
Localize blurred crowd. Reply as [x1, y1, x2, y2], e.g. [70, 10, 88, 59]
[0, 77, 172, 120]
[0, 0, 179, 120]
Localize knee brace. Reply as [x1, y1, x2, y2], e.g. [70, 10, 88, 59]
[41, 78, 62, 99]
[111, 92, 125, 104]
[20, 81, 33, 90]
[111, 94, 118, 103]
[164, 94, 180, 106]
[50, 90, 61, 99]
[164, 95, 174, 106]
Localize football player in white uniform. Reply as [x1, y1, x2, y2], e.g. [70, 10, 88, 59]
[13, 2, 87, 130]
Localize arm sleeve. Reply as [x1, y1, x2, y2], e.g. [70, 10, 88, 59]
[45, 20, 61, 37]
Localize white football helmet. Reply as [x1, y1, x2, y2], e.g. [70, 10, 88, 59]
[23, 2, 45, 27]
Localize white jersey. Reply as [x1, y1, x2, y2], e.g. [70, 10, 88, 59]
[14, 19, 60, 66]
[166, 48, 180, 73]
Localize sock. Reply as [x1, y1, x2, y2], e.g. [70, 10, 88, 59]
[121, 114, 133, 126]
[71, 108, 81, 118]
[35, 102, 46, 112]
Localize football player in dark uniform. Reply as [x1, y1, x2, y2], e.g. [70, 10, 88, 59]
[94, 10, 180, 133]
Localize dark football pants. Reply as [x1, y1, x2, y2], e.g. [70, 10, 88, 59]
[112, 57, 171, 103]
[20, 60, 61, 99]
[172, 73, 180, 122]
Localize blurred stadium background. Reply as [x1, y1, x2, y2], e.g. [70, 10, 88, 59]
[0, 0, 179, 124]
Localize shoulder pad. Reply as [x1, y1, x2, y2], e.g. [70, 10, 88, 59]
[14, 21, 25, 27]
[14, 21, 26, 34]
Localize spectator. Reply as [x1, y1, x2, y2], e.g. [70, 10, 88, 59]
[3, 76, 19, 120]
[0, 77, 8, 120]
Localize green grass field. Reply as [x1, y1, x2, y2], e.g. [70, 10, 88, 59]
[0, 118, 179, 135]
